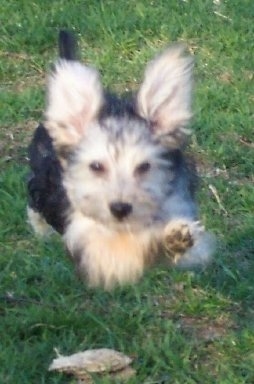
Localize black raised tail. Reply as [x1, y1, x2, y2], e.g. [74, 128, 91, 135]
[58, 30, 77, 61]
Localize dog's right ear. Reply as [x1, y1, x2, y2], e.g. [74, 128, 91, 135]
[45, 60, 103, 151]
[137, 45, 193, 148]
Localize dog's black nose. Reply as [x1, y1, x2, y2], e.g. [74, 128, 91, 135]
[109, 202, 133, 220]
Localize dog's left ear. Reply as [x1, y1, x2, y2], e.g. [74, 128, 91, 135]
[137, 45, 193, 148]
[45, 60, 103, 151]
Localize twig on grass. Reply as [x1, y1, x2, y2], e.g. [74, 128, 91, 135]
[208, 184, 228, 216]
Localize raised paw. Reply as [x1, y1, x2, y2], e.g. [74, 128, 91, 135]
[163, 220, 202, 263]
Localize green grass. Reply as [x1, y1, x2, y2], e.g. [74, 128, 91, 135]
[0, 0, 254, 383]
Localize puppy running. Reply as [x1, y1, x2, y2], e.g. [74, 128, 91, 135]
[27, 31, 214, 289]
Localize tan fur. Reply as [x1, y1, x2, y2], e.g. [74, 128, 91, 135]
[64, 213, 214, 289]
[64, 212, 158, 289]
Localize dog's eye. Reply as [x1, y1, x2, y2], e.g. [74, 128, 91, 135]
[89, 161, 105, 174]
[135, 161, 151, 176]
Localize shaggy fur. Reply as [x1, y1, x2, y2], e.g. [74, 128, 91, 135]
[27, 31, 214, 289]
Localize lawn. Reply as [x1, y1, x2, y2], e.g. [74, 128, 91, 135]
[0, 0, 254, 383]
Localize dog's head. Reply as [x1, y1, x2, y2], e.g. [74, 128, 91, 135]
[45, 45, 194, 230]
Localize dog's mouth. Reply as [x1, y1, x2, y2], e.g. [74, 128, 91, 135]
[109, 213, 161, 233]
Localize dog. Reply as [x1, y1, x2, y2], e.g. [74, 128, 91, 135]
[27, 31, 214, 289]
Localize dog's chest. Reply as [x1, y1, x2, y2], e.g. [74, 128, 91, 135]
[65, 215, 156, 288]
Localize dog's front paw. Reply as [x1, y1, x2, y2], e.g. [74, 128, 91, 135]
[163, 220, 203, 263]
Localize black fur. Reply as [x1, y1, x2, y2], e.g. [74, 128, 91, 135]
[27, 124, 69, 234]
[58, 30, 77, 61]
[27, 31, 76, 234]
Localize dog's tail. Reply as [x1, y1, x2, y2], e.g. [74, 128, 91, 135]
[58, 30, 77, 61]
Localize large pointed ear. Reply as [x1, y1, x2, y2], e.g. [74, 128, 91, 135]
[137, 45, 193, 148]
[45, 60, 103, 151]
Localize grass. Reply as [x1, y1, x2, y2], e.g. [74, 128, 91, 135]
[0, 0, 253, 383]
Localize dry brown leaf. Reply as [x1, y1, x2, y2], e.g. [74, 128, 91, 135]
[49, 348, 135, 382]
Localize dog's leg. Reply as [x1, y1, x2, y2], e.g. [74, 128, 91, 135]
[163, 219, 215, 267]
[27, 206, 53, 237]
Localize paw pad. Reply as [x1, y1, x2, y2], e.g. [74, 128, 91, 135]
[164, 222, 194, 262]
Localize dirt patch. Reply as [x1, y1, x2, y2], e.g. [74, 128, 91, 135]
[0, 120, 38, 163]
[177, 314, 237, 342]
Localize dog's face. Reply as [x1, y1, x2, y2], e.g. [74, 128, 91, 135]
[45, 46, 193, 231]
[63, 116, 176, 230]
